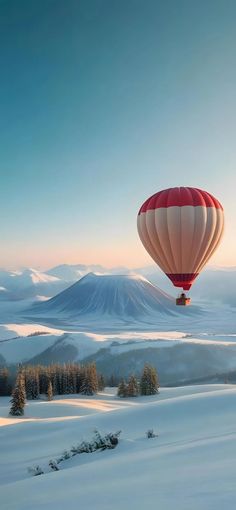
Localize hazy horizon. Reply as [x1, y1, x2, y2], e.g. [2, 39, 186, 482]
[1, 260, 236, 274]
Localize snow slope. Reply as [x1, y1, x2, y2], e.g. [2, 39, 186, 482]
[1, 385, 236, 509]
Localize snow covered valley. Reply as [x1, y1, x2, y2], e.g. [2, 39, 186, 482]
[1, 267, 236, 508]
[1, 385, 236, 510]
[0, 270, 236, 384]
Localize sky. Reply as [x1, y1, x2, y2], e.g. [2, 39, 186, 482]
[0, 0, 236, 270]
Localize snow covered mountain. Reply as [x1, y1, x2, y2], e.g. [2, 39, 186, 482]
[46, 264, 109, 282]
[46, 263, 131, 282]
[27, 272, 185, 326]
[0, 268, 67, 300]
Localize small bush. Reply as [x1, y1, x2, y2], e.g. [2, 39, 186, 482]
[28, 429, 121, 477]
[146, 429, 158, 439]
[49, 460, 59, 471]
[28, 465, 44, 476]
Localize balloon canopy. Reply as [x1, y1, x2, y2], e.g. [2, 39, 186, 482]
[137, 187, 224, 291]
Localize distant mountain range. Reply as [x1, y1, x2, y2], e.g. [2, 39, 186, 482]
[0, 263, 235, 306]
[0, 267, 235, 383]
[0, 268, 67, 300]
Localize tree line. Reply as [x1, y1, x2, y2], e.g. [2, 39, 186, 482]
[1, 362, 159, 416]
[0, 363, 105, 398]
[9, 362, 104, 416]
[117, 364, 159, 397]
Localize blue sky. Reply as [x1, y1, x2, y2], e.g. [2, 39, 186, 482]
[0, 0, 235, 269]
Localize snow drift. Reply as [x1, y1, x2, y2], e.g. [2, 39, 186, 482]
[1, 385, 236, 510]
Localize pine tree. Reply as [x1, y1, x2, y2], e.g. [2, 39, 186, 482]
[39, 366, 49, 394]
[81, 364, 98, 395]
[56, 366, 63, 395]
[46, 380, 53, 401]
[52, 372, 58, 396]
[9, 369, 26, 416]
[62, 365, 69, 394]
[117, 379, 127, 398]
[140, 365, 149, 395]
[75, 364, 83, 393]
[148, 365, 159, 395]
[25, 366, 40, 400]
[108, 374, 117, 387]
[140, 364, 159, 396]
[98, 373, 105, 391]
[67, 364, 76, 394]
[0, 368, 9, 396]
[127, 375, 139, 397]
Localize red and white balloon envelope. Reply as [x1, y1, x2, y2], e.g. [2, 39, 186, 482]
[137, 187, 224, 305]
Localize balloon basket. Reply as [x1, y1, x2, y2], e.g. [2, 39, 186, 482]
[176, 293, 191, 306]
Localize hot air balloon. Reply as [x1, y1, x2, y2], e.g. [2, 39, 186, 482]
[137, 187, 224, 305]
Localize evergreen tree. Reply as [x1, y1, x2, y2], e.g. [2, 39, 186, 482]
[98, 373, 105, 391]
[75, 364, 83, 393]
[24, 366, 40, 400]
[108, 374, 117, 387]
[127, 375, 139, 397]
[0, 368, 9, 396]
[81, 364, 98, 395]
[56, 366, 63, 395]
[117, 379, 127, 398]
[140, 364, 159, 396]
[47, 380, 53, 401]
[148, 365, 159, 395]
[39, 366, 49, 394]
[9, 369, 26, 416]
[62, 365, 69, 394]
[140, 365, 149, 395]
[67, 364, 76, 394]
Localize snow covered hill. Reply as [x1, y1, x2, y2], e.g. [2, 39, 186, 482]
[1, 385, 236, 510]
[2, 326, 236, 383]
[27, 272, 199, 328]
[0, 268, 67, 300]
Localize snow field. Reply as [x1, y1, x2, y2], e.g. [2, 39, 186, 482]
[1, 384, 236, 509]
[2, 327, 236, 366]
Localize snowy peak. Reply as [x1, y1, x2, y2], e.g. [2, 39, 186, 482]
[29, 272, 178, 322]
[0, 268, 67, 300]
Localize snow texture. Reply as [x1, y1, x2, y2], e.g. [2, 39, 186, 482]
[1, 385, 236, 509]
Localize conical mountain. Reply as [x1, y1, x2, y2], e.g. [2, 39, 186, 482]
[29, 272, 179, 322]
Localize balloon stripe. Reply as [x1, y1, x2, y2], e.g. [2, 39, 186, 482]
[196, 209, 224, 273]
[192, 207, 217, 272]
[146, 210, 172, 272]
[138, 213, 172, 273]
[138, 187, 223, 213]
[156, 207, 178, 273]
[167, 206, 182, 272]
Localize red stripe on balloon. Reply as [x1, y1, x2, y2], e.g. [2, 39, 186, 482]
[138, 187, 223, 214]
[166, 273, 199, 291]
